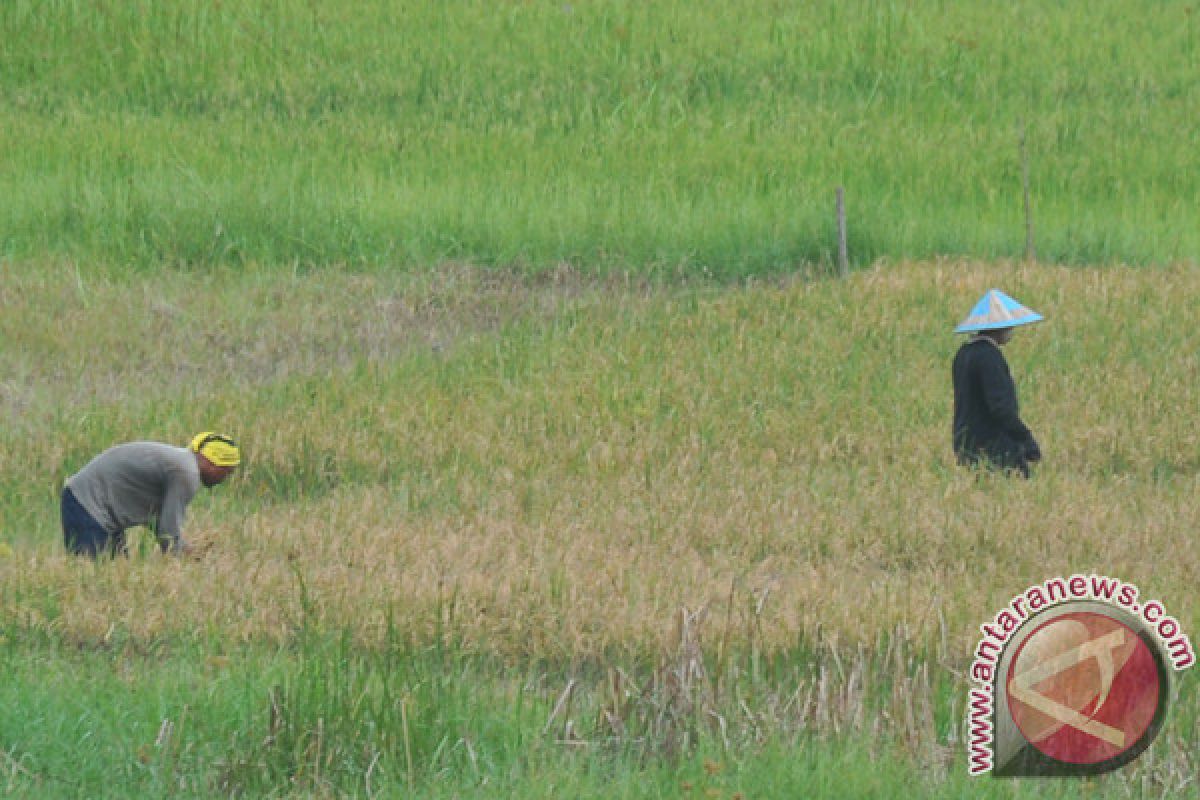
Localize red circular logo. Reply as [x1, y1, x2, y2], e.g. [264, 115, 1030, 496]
[1006, 611, 1162, 765]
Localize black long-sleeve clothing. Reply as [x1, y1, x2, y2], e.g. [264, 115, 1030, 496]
[951, 337, 1040, 476]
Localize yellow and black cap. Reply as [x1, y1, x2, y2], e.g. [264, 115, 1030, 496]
[190, 431, 241, 467]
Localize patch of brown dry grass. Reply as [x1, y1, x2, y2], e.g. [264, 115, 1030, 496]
[2, 259, 1198, 668]
[0, 260, 597, 430]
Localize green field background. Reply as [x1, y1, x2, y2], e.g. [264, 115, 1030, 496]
[3, 0, 1198, 273]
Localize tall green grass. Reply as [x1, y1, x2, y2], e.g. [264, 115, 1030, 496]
[0, 630, 1178, 798]
[2, 0, 1198, 273]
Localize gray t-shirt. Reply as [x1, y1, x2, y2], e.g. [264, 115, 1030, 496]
[66, 442, 201, 550]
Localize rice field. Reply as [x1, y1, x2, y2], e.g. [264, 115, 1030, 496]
[2, 0, 1199, 271]
[2, 258, 1199, 796]
[3, 1, 1199, 795]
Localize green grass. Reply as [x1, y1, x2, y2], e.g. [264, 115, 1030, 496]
[2, 0, 1199, 273]
[0, 632, 1182, 799]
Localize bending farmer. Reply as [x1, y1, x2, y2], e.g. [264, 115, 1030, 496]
[951, 289, 1043, 478]
[61, 432, 241, 557]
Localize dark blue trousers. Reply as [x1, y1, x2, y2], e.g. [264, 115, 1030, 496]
[61, 487, 122, 557]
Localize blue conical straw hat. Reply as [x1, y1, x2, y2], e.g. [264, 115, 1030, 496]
[954, 289, 1043, 333]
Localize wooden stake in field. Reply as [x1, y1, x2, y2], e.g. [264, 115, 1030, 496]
[836, 186, 849, 277]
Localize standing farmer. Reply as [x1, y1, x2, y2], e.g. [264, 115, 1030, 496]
[61, 432, 240, 557]
[951, 290, 1043, 478]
